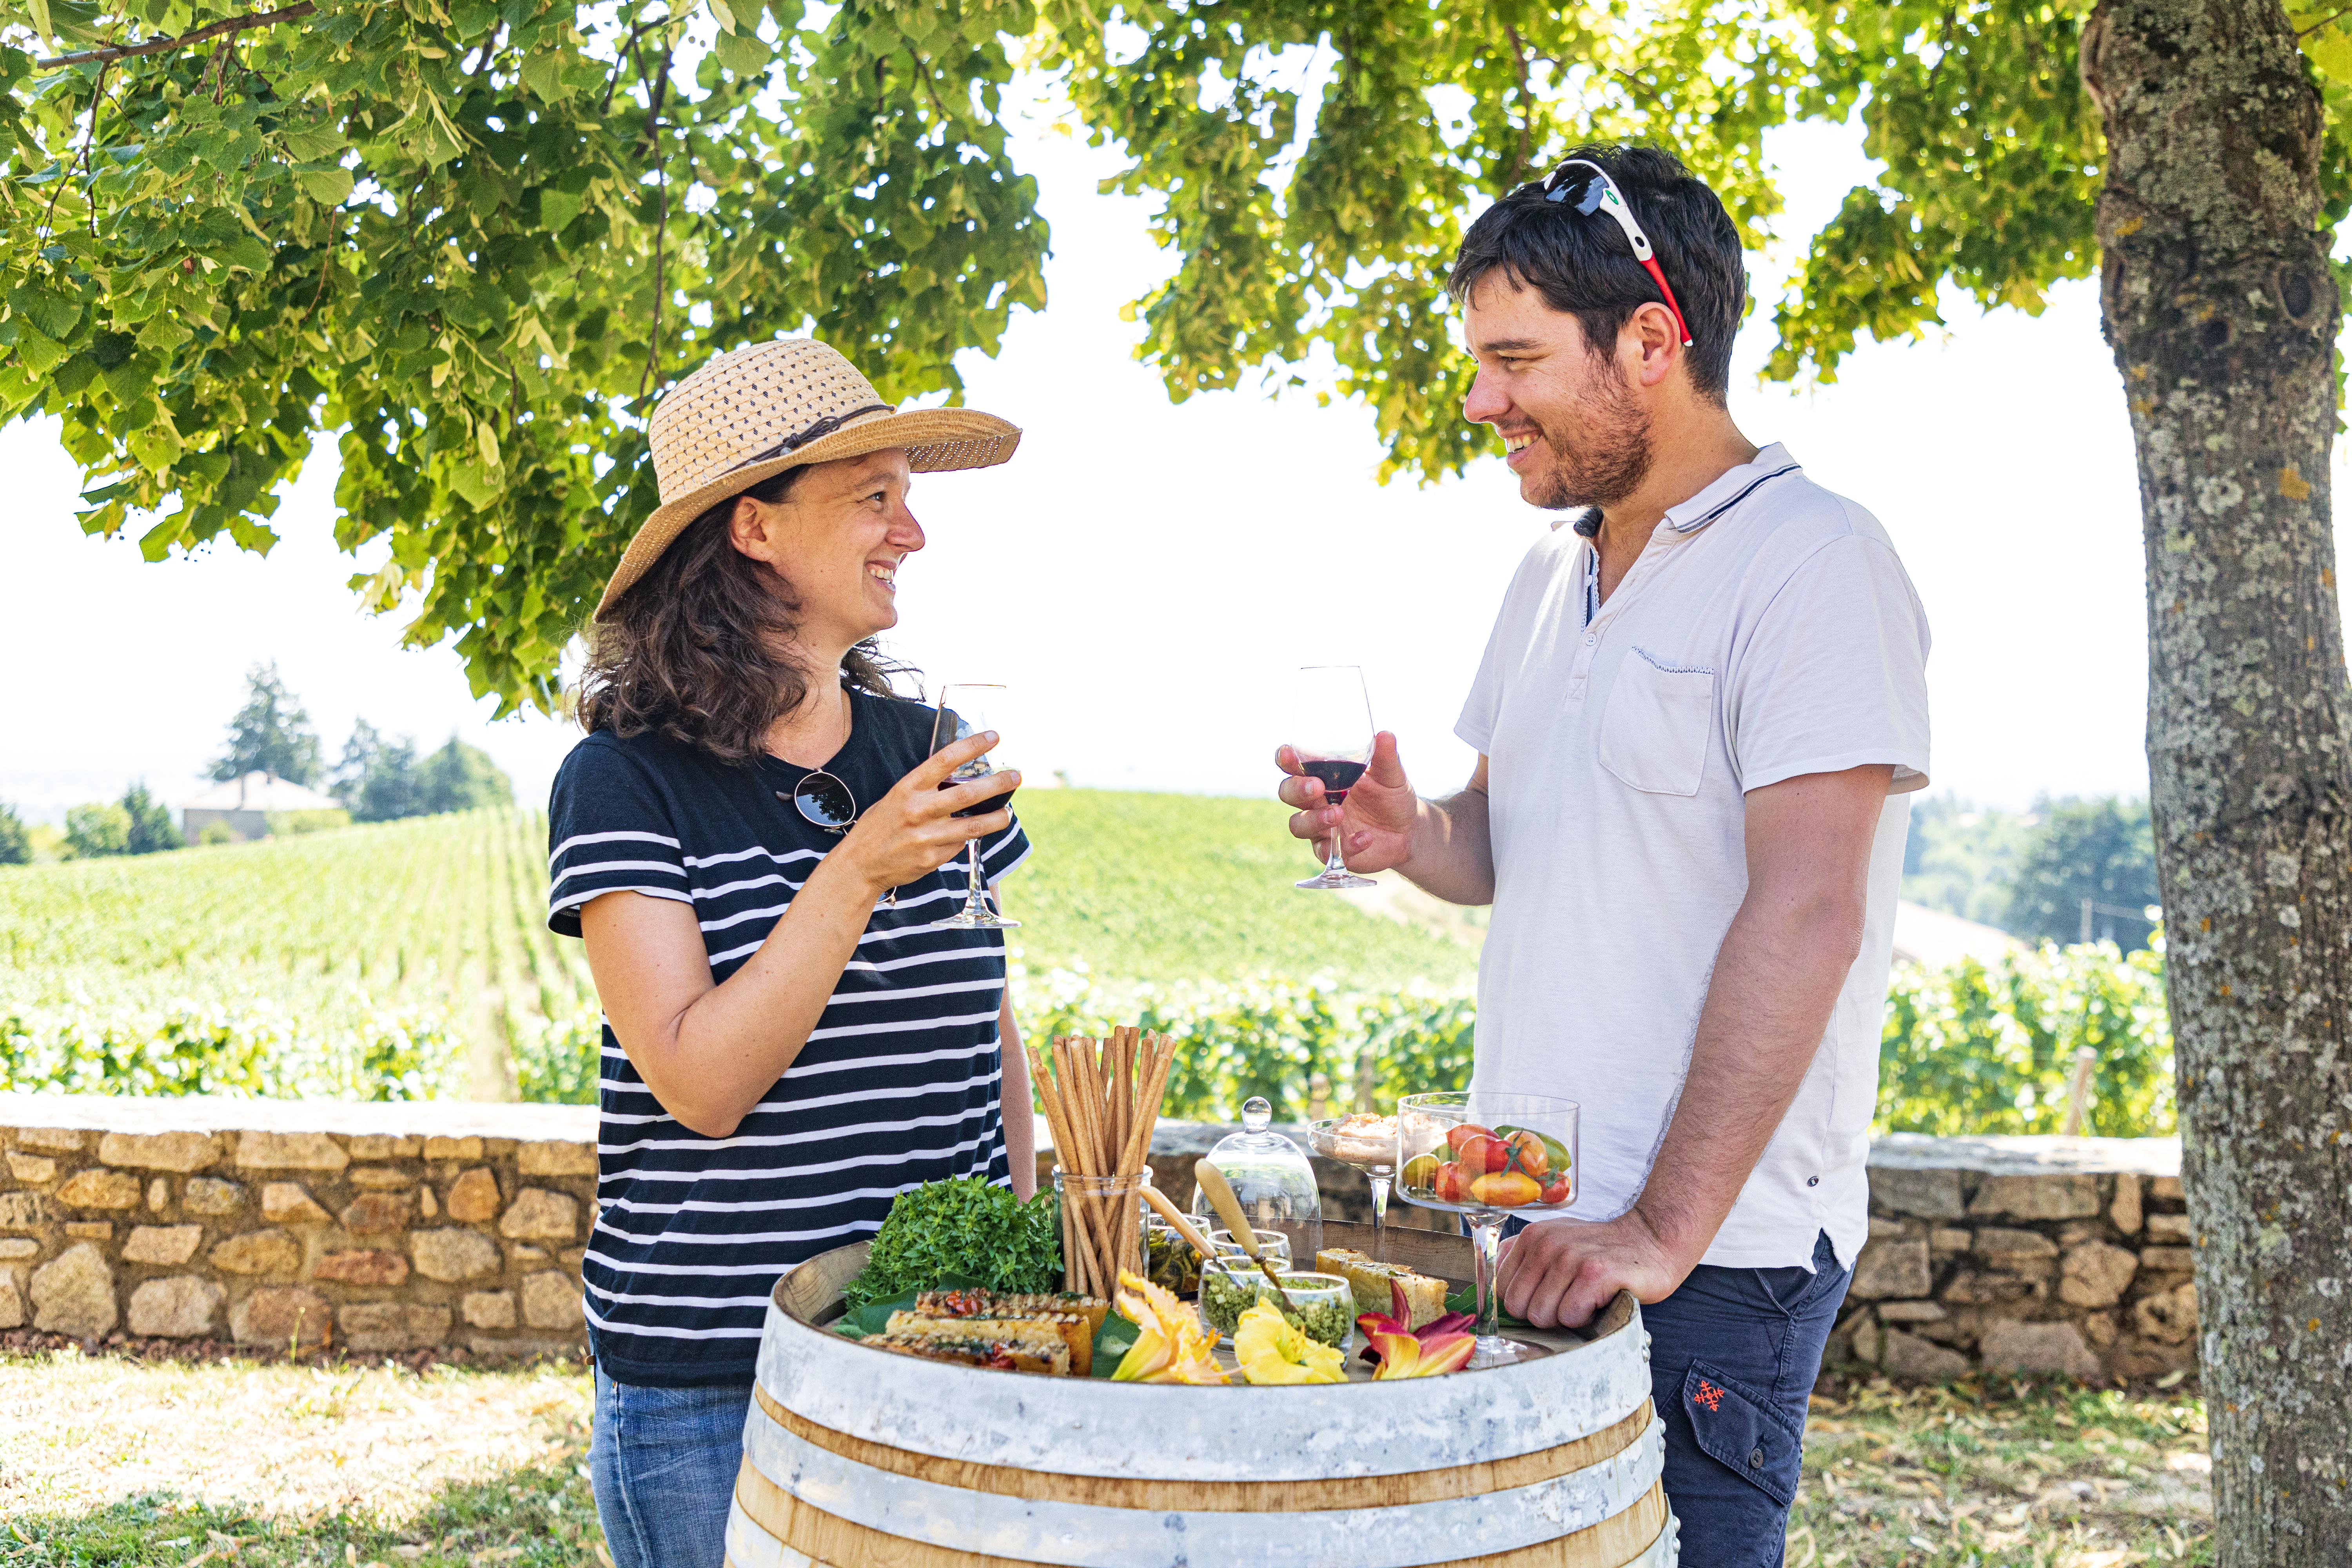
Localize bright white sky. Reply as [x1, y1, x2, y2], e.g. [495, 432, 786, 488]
[0, 96, 2288, 825]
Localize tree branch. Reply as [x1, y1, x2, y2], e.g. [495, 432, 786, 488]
[466, 21, 504, 79]
[600, 11, 670, 114]
[2298, 2, 2352, 35]
[39, 56, 109, 241]
[1503, 24, 1533, 187]
[32, 2, 316, 71]
[638, 51, 672, 407]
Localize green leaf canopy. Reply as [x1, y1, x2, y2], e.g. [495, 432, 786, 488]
[6, 0, 2348, 708]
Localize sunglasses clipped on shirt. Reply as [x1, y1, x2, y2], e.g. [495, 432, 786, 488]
[781, 769, 857, 833]
[1539, 158, 1695, 348]
[782, 769, 915, 908]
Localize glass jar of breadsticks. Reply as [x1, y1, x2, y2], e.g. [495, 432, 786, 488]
[1027, 1027, 1178, 1299]
[1051, 1169, 1148, 1298]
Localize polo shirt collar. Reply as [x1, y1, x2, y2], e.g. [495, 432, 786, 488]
[1662, 442, 1802, 534]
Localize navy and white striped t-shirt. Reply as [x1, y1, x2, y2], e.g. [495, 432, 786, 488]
[546, 691, 1030, 1387]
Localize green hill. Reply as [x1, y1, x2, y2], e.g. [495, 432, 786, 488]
[0, 795, 1473, 1100]
[1005, 789, 1474, 987]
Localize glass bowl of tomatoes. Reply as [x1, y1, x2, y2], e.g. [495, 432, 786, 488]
[1393, 1092, 1579, 1366]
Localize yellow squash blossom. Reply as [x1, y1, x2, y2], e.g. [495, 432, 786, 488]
[1111, 1270, 1229, 1385]
[1233, 1299, 1347, 1385]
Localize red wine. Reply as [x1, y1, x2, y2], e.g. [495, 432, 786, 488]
[942, 777, 1018, 820]
[1301, 758, 1367, 803]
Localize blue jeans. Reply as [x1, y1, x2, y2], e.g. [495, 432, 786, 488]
[1499, 1221, 1847, 1566]
[588, 1367, 754, 1568]
[1648, 1230, 1847, 1566]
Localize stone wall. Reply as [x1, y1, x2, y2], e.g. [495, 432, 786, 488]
[0, 1095, 596, 1356]
[1833, 1133, 2192, 1384]
[1102, 1124, 2191, 1386]
[4, 1096, 2186, 1384]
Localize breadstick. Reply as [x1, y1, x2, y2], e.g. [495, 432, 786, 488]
[1117, 1033, 1176, 1180]
[1065, 1039, 1125, 1281]
[1030, 1043, 1096, 1296]
[1111, 1034, 1133, 1170]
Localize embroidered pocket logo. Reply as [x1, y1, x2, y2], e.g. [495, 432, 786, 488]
[1691, 1379, 1725, 1412]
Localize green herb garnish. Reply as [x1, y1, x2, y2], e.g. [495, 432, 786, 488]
[1444, 1283, 1532, 1330]
[843, 1178, 1062, 1310]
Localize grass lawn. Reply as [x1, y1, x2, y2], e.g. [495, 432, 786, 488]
[0, 1350, 598, 1566]
[1791, 1373, 2213, 1565]
[0, 1348, 2212, 1566]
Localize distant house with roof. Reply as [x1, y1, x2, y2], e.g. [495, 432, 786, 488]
[1891, 901, 2027, 970]
[181, 772, 345, 843]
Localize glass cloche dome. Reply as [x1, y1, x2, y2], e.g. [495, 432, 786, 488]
[1190, 1097, 1323, 1260]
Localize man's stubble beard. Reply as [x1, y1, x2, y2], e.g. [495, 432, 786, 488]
[1523, 354, 1653, 513]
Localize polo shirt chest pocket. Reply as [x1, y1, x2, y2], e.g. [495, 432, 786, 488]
[1596, 648, 1717, 797]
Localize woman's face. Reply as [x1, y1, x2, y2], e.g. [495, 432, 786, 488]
[728, 448, 924, 654]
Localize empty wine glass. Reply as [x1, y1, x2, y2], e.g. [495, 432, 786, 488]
[1289, 664, 1375, 891]
[929, 684, 1019, 929]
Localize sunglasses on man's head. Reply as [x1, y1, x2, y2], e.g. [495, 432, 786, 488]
[1538, 159, 1695, 348]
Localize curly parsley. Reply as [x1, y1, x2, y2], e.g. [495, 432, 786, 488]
[843, 1178, 1063, 1309]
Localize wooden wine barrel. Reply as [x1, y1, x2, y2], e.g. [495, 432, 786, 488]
[724, 1221, 1675, 1568]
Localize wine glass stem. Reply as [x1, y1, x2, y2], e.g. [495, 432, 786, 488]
[1471, 1216, 1505, 1342]
[963, 840, 989, 918]
[1323, 824, 1349, 878]
[1367, 1173, 1391, 1263]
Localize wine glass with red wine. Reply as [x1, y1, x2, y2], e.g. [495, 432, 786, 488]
[1289, 665, 1377, 891]
[930, 684, 1020, 929]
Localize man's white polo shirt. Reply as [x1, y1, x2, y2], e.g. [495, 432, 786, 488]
[1455, 443, 1931, 1272]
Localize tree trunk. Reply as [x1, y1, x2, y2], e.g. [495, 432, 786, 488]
[2083, 0, 2352, 1557]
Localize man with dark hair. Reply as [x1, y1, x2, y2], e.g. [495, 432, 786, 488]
[1279, 145, 1931, 1562]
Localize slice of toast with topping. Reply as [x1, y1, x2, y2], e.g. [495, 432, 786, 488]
[1315, 1248, 1449, 1328]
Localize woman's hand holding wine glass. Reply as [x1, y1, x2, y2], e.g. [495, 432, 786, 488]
[929, 684, 1021, 928]
[828, 731, 1018, 898]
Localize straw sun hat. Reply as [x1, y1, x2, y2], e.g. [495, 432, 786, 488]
[593, 338, 1022, 619]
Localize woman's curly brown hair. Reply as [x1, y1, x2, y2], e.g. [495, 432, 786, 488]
[577, 470, 914, 762]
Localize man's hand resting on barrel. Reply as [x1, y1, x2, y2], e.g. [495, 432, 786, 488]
[1495, 1211, 1695, 1330]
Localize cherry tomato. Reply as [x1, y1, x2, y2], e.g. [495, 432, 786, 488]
[1434, 1161, 1471, 1204]
[1504, 1130, 1549, 1180]
[1445, 1123, 1495, 1155]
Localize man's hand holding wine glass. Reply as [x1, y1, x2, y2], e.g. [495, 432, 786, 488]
[1276, 731, 1420, 875]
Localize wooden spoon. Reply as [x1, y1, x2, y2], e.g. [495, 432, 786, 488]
[1192, 1160, 1303, 1317]
[1139, 1183, 1220, 1263]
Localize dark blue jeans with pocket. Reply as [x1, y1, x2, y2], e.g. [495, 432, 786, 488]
[1499, 1221, 1847, 1565]
[1647, 1229, 1847, 1566]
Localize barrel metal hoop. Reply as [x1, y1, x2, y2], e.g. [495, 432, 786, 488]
[751, 1381, 1655, 1513]
[754, 1297, 1654, 1482]
[734, 1392, 1666, 1568]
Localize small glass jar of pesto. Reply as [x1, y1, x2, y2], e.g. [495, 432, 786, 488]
[1199, 1263, 1354, 1350]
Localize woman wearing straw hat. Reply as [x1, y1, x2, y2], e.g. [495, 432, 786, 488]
[545, 338, 1031, 1566]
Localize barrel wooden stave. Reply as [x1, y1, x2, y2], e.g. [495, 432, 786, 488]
[723, 1481, 1680, 1568]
